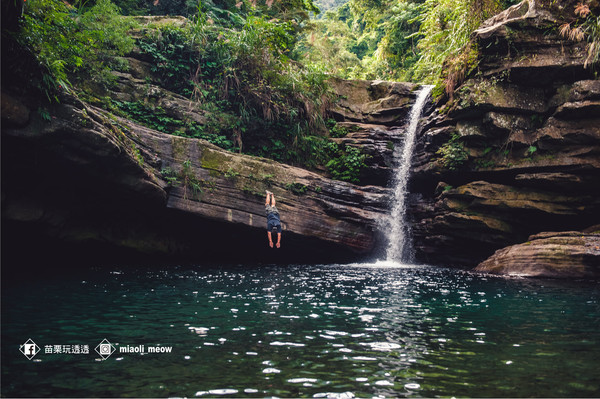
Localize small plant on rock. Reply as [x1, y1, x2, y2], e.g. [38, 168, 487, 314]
[436, 133, 468, 170]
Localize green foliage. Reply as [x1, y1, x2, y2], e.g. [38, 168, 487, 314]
[112, 100, 183, 132]
[181, 159, 203, 200]
[285, 182, 309, 194]
[299, 0, 517, 89]
[160, 167, 180, 186]
[130, 143, 145, 166]
[326, 119, 361, 137]
[295, 14, 365, 77]
[135, 12, 333, 167]
[37, 107, 52, 122]
[138, 26, 199, 96]
[224, 167, 241, 179]
[298, 0, 424, 80]
[584, 15, 600, 68]
[111, 100, 237, 151]
[436, 133, 468, 170]
[326, 143, 369, 183]
[558, 2, 600, 69]
[188, 129, 235, 152]
[326, 118, 347, 137]
[20, 0, 541, 184]
[17, 0, 136, 100]
[411, 0, 477, 84]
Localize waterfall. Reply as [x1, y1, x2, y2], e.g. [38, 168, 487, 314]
[385, 85, 433, 263]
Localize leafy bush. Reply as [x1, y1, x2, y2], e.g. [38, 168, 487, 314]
[111, 99, 237, 151]
[436, 133, 468, 170]
[111, 100, 184, 132]
[326, 143, 369, 183]
[326, 119, 349, 137]
[136, 12, 333, 167]
[17, 0, 136, 99]
[138, 26, 199, 96]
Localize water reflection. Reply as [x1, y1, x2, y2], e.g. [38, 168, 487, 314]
[2, 264, 599, 397]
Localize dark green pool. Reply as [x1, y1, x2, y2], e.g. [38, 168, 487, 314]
[2, 263, 599, 397]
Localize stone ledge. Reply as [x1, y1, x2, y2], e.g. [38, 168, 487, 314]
[474, 231, 600, 278]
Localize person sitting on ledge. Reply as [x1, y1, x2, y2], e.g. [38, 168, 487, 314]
[265, 191, 282, 248]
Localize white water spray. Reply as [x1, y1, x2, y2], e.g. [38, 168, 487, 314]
[385, 85, 433, 263]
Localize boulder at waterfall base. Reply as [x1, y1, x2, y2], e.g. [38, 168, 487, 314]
[475, 231, 600, 278]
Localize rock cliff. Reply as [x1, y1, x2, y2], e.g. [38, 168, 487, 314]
[474, 230, 600, 278]
[2, 34, 420, 264]
[410, 0, 600, 271]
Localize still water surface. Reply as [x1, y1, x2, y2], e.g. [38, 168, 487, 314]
[2, 263, 599, 397]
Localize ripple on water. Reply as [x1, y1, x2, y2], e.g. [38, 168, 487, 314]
[288, 378, 318, 384]
[262, 368, 281, 374]
[4, 264, 600, 399]
[362, 342, 402, 351]
[270, 341, 306, 347]
[313, 392, 355, 398]
[195, 389, 238, 396]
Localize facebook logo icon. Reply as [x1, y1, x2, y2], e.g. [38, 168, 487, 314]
[20, 339, 40, 360]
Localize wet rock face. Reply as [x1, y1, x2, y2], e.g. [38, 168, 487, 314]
[327, 79, 420, 186]
[329, 78, 417, 126]
[410, 0, 600, 268]
[3, 18, 425, 265]
[474, 0, 593, 86]
[1, 93, 393, 264]
[474, 231, 600, 278]
[123, 113, 392, 255]
[3, 16, 427, 266]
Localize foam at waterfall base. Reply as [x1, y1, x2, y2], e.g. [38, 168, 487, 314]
[346, 260, 425, 268]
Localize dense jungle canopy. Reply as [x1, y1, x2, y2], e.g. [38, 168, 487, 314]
[3, 0, 599, 180]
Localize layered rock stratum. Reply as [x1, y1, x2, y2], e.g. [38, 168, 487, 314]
[474, 230, 600, 278]
[2, 50, 417, 263]
[409, 0, 600, 273]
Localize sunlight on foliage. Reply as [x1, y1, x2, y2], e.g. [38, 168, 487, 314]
[298, 0, 515, 93]
[17, 0, 136, 99]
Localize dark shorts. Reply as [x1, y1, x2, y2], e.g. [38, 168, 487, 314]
[267, 220, 282, 234]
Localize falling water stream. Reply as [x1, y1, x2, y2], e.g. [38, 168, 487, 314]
[386, 85, 433, 263]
